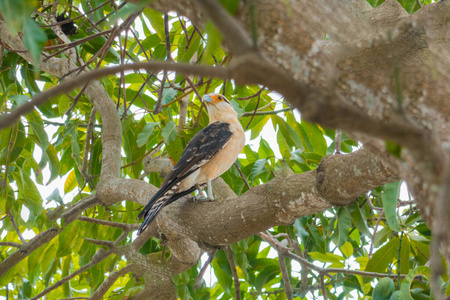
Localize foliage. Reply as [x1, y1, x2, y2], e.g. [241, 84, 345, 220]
[0, 0, 446, 299]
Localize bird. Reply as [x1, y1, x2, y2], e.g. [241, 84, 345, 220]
[137, 93, 245, 235]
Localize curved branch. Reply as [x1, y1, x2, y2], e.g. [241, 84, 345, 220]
[0, 61, 229, 130]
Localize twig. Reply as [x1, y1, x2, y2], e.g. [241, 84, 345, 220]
[241, 107, 294, 117]
[153, 70, 168, 114]
[415, 0, 423, 8]
[225, 247, 241, 300]
[234, 162, 250, 189]
[78, 216, 140, 230]
[7, 211, 25, 244]
[335, 129, 342, 154]
[194, 249, 217, 289]
[84, 237, 115, 248]
[366, 194, 383, 211]
[245, 89, 262, 129]
[30, 249, 112, 300]
[235, 87, 265, 100]
[320, 275, 328, 300]
[369, 210, 384, 259]
[164, 13, 173, 62]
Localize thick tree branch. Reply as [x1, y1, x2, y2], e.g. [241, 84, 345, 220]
[151, 148, 397, 249]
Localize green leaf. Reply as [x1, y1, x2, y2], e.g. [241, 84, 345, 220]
[340, 241, 353, 258]
[386, 141, 402, 159]
[161, 120, 177, 145]
[27, 110, 49, 155]
[401, 266, 430, 300]
[250, 158, 267, 181]
[301, 120, 327, 155]
[350, 201, 371, 236]
[0, 121, 25, 164]
[141, 33, 161, 53]
[382, 181, 401, 232]
[204, 21, 223, 63]
[273, 115, 303, 150]
[46, 144, 60, 185]
[13, 168, 43, 216]
[308, 252, 345, 268]
[373, 277, 395, 300]
[400, 236, 410, 275]
[374, 227, 393, 248]
[178, 26, 201, 62]
[365, 238, 400, 274]
[64, 169, 77, 193]
[143, 8, 165, 40]
[57, 221, 80, 257]
[254, 264, 279, 292]
[160, 87, 178, 106]
[137, 122, 159, 147]
[22, 19, 47, 64]
[212, 250, 232, 295]
[334, 207, 352, 247]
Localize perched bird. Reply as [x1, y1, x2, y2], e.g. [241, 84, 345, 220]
[137, 93, 245, 235]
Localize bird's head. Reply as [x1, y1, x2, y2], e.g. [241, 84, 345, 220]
[202, 93, 237, 123]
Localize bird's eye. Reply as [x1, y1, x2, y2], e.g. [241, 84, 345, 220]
[218, 96, 223, 101]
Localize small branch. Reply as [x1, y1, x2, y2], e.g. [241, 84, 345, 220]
[278, 255, 293, 300]
[369, 210, 385, 259]
[320, 275, 328, 300]
[30, 249, 112, 300]
[84, 237, 116, 248]
[415, 0, 423, 8]
[245, 89, 262, 130]
[0, 61, 230, 129]
[0, 242, 22, 248]
[366, 194, 383, 211]
[90, 264, 134, 300]
[7, 211, 25, 244]
[164, 13, 173, 62]
[153, 70, 168, 114]
[78, 216, 140, 230]
[241, 107, 294, 117]
[234, 162, 250, 189]
[195, 249, 217, 289]
[335, 129, 341, 154]
[258, 231, 406, 280]
[235, 87, 265, 100]
[225, 247, 241, 300]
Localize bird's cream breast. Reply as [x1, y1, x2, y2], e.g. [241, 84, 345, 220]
[199, 123, 245, 182]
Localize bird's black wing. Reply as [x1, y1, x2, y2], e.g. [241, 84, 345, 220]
[137, 121, 233, 234]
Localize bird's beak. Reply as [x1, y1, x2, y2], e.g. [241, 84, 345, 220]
[202, 94, 213, 104]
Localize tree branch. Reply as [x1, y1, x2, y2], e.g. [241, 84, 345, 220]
[0, 227, 61, 278]
[0, 61, 229, 130]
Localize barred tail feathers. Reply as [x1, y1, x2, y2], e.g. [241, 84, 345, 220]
[137, 187, 177, 235]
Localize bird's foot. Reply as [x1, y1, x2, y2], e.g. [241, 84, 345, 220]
[192, 194, 217, 202]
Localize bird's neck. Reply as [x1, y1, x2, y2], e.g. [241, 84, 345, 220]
[209, 111, 238, 124]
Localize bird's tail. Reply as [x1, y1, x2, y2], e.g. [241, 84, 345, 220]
[137, 188, 176, 235]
